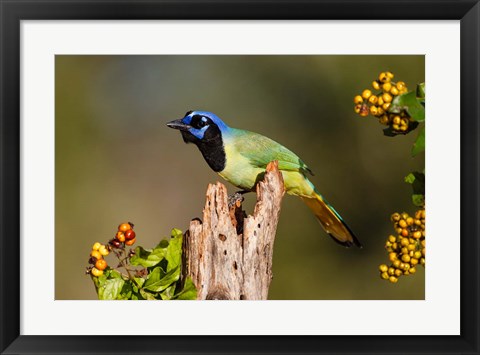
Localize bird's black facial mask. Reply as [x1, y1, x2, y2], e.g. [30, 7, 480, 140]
[168, 113, 220, 144]
[167, 112, 226, 172]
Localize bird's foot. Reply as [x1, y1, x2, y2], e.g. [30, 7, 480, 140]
[228, 192, 247, 235]
[228, 192, 245, 209]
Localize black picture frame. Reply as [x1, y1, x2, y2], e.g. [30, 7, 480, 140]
[1, 1, 479, 354]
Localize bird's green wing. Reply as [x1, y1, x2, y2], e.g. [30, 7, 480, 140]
[230, 129, 314, 175]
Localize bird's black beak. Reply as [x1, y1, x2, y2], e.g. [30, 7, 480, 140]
[166, 119, 190, 131]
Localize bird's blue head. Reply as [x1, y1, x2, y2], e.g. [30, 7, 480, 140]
[166, 110, 230, 144]
[166, 111, 230, 172]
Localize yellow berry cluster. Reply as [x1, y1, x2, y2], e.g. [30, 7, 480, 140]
[354, 72, 412, 133]
[379, 209, 426, 283]
[88, 242, 110, 277]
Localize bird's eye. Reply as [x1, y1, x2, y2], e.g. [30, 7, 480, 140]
[192, 115, 208, 129]
[198, 117, 207, 127]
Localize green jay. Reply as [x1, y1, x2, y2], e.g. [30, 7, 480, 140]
[167, 110, 361, 248]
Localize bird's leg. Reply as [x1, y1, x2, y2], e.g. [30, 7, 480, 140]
[228, 191, 249, 235]
[227, 190, 250, 208]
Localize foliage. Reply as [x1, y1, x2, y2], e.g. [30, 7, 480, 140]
[87, 227, 197, 300]
[405, 171, 425, 207]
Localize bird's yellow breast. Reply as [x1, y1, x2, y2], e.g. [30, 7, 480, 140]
[218, 144, 264, 191]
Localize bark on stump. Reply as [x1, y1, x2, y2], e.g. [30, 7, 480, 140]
[182, 161, 285, 300]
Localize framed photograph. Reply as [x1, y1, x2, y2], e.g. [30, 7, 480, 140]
[1, 0, 478, 354]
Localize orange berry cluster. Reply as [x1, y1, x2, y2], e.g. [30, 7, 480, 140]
[379, 209, 426, 283]
[354, 71, 412, 133]
[88, 242, 110, 277]
[109, 222, 136, 248]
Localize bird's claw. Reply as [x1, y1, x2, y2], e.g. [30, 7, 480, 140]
[228, 192, 245, 209]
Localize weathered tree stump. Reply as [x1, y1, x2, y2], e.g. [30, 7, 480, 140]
[182, 161, 285, 300]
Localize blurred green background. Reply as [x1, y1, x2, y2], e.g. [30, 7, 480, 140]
[55, 55, 425, 300]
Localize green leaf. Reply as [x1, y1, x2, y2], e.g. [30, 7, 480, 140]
[144, 266, 181, 293]
[416, 82, 425, 99]
[118, 282, 133, 300]
[160, 285, 176, 300]
[165, 230, 183, 271]
[157, 239, 169, 248]
[173, 278, 198, 300]
[92, 273, 107, 289]
[130, 245, 166, 268]
[404, 172, 425, 193]
[139, 289, 156, 300]
[412, 194, 425, 207]
[98, 278, 125, 300]
[107, 269, 123, 279]
[412, 126, 425, 156]
[134, 277, 145, 288]
[390, 91, 425, 122]
[405, 172, 425, 207]
[171, 228, 183, 239]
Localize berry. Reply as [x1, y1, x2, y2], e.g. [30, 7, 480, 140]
[379, 72, 391, 83]
[118, 223, 131, 233]
[95, 259, 107, 271]
[116, 232, 126, 243]
[90, 250, 102, 260]
[98, 245, 109, 256]
[389, 276, 398, 283]
[361, 89, 372, 99]
[396, 81, 406, 91]
[92, 242, 101, 251]
[109, 238, 121, 248]
[354, 95, 363, 104]
[382, 93, 393, 103]
[359, 104, 369, 117]
[390, 87, 399, 96]
[372, 81, 381, 90]
[91, 267, 103, 277]
[124, 229, 136, 241]
[382, 82, 392, 92]
[391, 213, 401, 221]
[379, 115, 389, 125]
[125, 238, 136, 246]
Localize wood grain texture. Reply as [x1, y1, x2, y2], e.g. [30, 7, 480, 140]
[182, 161, 285, 300]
